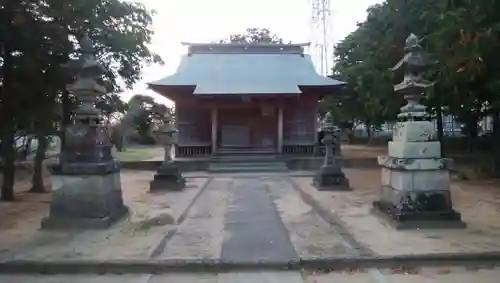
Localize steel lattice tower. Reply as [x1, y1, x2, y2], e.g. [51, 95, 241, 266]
[309, 0, 333, 76]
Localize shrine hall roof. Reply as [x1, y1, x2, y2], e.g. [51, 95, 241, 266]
[148, 43, 345, 95]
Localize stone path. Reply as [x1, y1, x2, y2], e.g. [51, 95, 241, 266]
[151, 174, 365, 262]
[221, 178, 298, 263]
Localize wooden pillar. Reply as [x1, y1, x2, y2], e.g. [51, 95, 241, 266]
[211, 107, 218, 155]
[313, 105, 320, 156]
[313, 105, 319, 143]
[278, 106, 284, 153]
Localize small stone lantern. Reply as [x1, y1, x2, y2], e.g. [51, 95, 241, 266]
[313, 112, 350, 190]
[149, 115, 186, 191]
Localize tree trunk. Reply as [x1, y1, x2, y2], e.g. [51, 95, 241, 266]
[365, 121, 372, 143]
[60, 90, 71, 150]
[21, 135, 33, 161]
[347, 119, 356, 144]
[1, 7, 16, 201]
[435, 106, 444, 156]
[466, 115, 478, 152]
[1, 129, 16, 201]
[30, 133, 48, 193]
[490, 111, 500, 177]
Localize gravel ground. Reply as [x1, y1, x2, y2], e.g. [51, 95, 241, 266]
[265, 177, 356, 259]
[158, 178, 231, 260]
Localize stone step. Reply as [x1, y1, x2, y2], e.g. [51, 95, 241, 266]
[209, 161, 286, 168]
[208, 167, 289, 173]
[211, 158, 283, 164]
[208, 164, 289, 173]
[210, 155, 284, 163]
[216, 147, 277, 156]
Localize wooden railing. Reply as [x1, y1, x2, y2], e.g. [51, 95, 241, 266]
[282, 144, 316, 155]
[176, 145, 212, 158]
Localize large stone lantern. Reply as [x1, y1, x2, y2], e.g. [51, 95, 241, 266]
[149, 115, 186, 191]
[372, 33, 465, 229]
[42, 35, 128, 229]
[313, 112, 350, 190]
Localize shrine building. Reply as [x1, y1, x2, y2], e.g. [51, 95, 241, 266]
[148, 43, 344, 158]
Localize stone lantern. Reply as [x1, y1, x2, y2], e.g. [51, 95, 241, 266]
[149, 115, 186, 191]
[42, 35, 128, 229]
[313, 112, 349, 190]
[372, 33, 465, 229]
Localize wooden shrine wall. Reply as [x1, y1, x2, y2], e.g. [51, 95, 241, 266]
[176, 104, 211, 145]
[218, 108, 277, 147]
[283, 103, 316, 145]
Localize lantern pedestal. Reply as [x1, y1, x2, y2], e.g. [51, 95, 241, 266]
[42, 168, 129, 229]
[313, 163, 350, 190]
[42, 126, 129, 229]
[150, 161, 186, 191]
[372, 121, 466, 230]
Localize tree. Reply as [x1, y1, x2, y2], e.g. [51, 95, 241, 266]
[217, 28, 285, 44]
[331, 0, 500, 173]
[0, 0, 162, 198]
[96, 93, 128, 122]
[328, 10, 401, 142]
[0, 1, 49, 200]
[127, 94, 169, 144]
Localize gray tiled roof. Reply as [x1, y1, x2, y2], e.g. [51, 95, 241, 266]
[149, 44, 345, 95]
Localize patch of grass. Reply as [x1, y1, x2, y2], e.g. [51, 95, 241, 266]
[113, 147, 158, 162]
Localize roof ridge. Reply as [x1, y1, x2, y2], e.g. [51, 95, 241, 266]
[184, 43, 310, 55]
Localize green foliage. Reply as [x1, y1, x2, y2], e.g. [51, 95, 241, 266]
[96, 93, 128, 118]
[0, 0, 162, 199]
[217, 28, 285, 44]
[127, 94, 170, 143]
[330, 0, 500, 126]
[331, 0, 500, 172]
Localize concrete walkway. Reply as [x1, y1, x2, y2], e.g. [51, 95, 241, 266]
[221, 178, 297, 263]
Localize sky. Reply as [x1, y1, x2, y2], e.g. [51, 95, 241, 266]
[120, 0, 381, 106]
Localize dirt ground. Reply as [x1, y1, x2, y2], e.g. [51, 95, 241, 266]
[293, 168, 500, 256]
[1, 144, 497, 261]
[0, 166, 209, 260]
[305, 266, 500, 283]
[341, 144, 387, 158]
[0, 163, 53, 253]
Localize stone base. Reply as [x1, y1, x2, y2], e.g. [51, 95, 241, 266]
[42, 172, 128, 229]
[149, 163, 186, 191]
[372, 186, 466, 230]
[150, 174, 186, 191]
[313, 165, 350, 191]
[41, 207, 129, 229]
